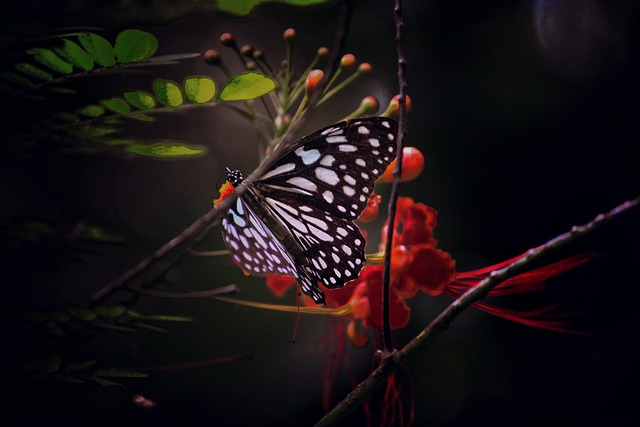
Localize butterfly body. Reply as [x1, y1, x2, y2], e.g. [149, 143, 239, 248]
[220, 117, 398, 304]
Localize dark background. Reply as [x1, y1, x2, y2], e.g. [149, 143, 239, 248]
[1, 0, 639, 426]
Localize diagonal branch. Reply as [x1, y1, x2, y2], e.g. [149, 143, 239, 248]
[314, 196, 640, 426]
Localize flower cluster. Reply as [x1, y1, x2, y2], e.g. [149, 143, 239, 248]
[265, 145, 594, 345]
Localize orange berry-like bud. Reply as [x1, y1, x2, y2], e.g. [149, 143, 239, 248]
[284, 28, 296, 42]
[386, 94, 412, 117]
[360, 96, 380, 115]
[305, 69, 324, 94]
[241, 44, 254, 57]
[317, 47, 329, 59]
[253, 50, 264, 60]
[378, 146, 425, 183]
[340, 54, 356, 69]
[219, 33, 235, 47]
[358, 63, 372, 74]
[203, 49, 221, 65]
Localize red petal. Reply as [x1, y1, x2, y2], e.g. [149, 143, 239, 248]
[365, 267, 411, 329]
[403, 246, 456, 296]
[266, 275, 295, 298]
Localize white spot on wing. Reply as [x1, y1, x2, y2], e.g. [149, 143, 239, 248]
[358, 126, 370, 135]
[315, 167, 340, 186]
[326, 135, 347, 143]
[295, 146, 321, 165]
[259, 163, 296, 180]
[286, 176, 317, 191]
[338, 144, 357, 152]
[343, 186, 355, 196]
[323, 190, 334, 203]
[320, 155, 336, 166]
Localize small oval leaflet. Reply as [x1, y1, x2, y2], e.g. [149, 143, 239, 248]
[114, 29, 158, 64]
[55, 39, 94, 71]
[153, 79, 183, 107]
[78, 33, 116, 67]
[184, 76, 216, 103]
[123, 91, 157, 110]
[219, 71, 275, 101]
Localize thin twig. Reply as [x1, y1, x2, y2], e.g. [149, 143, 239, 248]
[315, 196, 640, 426]
[381, 0, 408, 353]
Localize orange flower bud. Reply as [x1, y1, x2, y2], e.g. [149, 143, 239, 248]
[340, 54, 356, 69]
[203, 49, 221, 65]
[358, 63, 372, 74]
[284, 28, 296, 42]
[305, 69, 324, 94]
[359, 96, 380, 115]
[317, 47, 329, 59]
[219, 32, 235, 47]
[386, 94, 412, 117]
[378, 146, 424, 183]
[241, 44, 254, 57]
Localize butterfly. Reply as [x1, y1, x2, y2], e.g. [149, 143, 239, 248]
[219, 117, 398, 305]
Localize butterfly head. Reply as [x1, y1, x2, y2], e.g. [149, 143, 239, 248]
[225, 167, 244, 187]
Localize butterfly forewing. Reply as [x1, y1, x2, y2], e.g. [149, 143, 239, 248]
[220, 117, 398, 304]
[256, 117, 398, 219]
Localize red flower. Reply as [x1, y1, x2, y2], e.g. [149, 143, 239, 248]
[266, 274, 296, 298]
[380, 197, 438, 248]
[358, 193, 382, 223]
[380, 197, 456, 296]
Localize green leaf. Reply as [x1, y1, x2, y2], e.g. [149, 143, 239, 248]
[129, 114, 155, 122]
[78, 33, 115, 67]
[15, 63, 53, 81]
[95, 304, 126, 317]
[184, 76, 216, 103]
[64, 359, 97, 374]
[126, 143, 206, 158]
[43, 354, 62, 373]
[68, 307, 97, 321]
[26, 47, 73, 74]
[123, 91, 156, 109]
[57, 377, 85, 384]
[133, 322, 169, 333]
[50, 311, 71, 322]
[216, 0, 328, 16]
[69, 125, 119, 139]
[77, 104, 105, 117]
[129, 312, 194, 322]
[93, 369, 149, 378]
[100, 98, 131, 114]
[153, 79, 183, 107]
[53, 112, 80, 122]
[92, 377, 124, 387]
[55, 39, 94, 71]
[0, 72, 33, 87]
[49, 87, 76, 94]
[219, 71, 275, 101]
[99, 324, 138, 332]
[114, 29, 158, 63]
